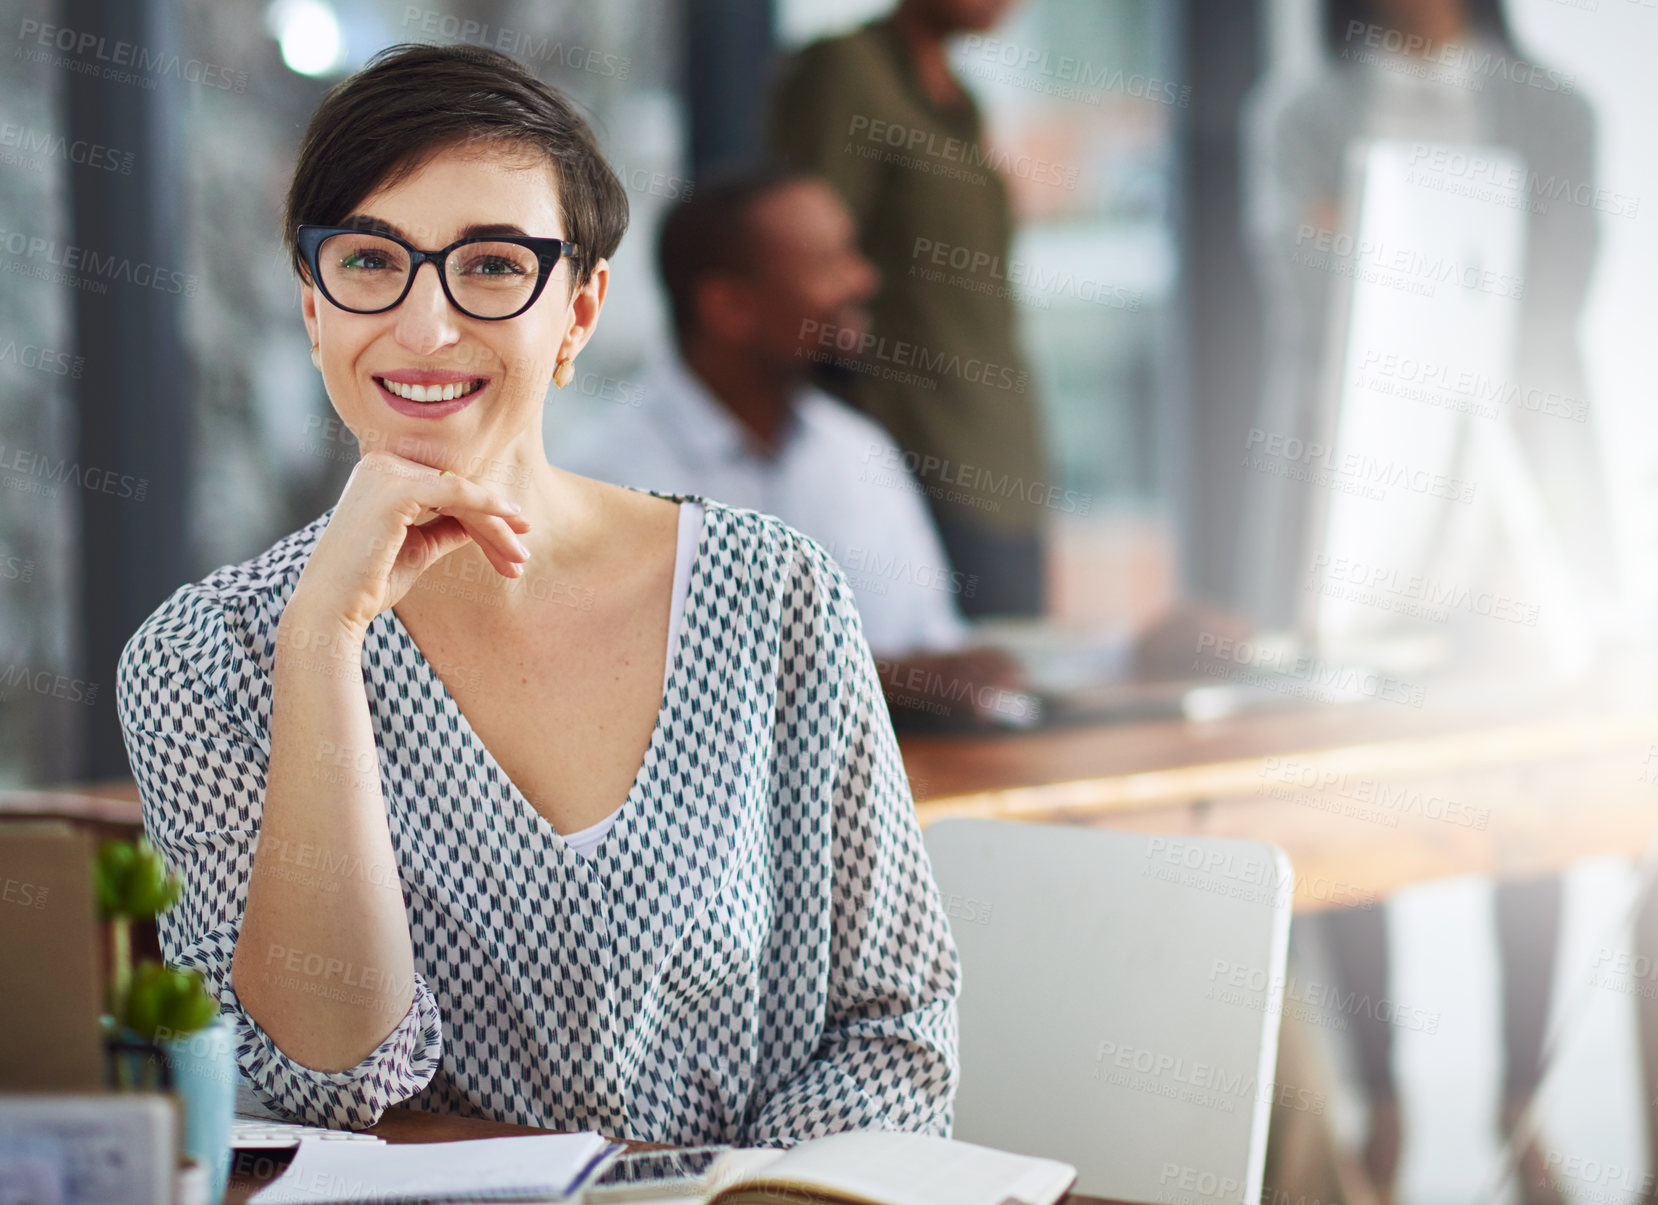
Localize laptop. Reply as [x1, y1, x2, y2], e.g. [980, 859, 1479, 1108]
[885, 622, 1384, 734]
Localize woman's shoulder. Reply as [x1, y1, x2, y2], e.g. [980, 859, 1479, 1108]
[625, 487, 809, 560]
[146, 509, 330, 632]
[116, 510, 335, 717]
[690, 495, 863, 640]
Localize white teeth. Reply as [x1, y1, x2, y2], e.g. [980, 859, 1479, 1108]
[379, 377, 482, 403]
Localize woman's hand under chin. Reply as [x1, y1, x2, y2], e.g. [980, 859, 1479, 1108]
[286, 449, 533, 646]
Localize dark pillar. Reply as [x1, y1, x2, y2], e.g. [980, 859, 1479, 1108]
[682, 0, 776, 173]
[1173, 0, 1264, 605]
[62, 0, 193, 778]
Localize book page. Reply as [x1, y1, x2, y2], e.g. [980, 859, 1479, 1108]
[249, 1132, 619, 1203]
[708, 1132, 1075, 1205]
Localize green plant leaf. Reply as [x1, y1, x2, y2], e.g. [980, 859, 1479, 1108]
[94, 840, 136, 918]
[121, 960, 172, 1039]
[159, 969, 220, 1036]
[125, 845, 180, 917]
[94, 839, 182, 919]
[121, 961, 217, 1040]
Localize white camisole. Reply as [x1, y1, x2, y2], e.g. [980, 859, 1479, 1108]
[561, 499, 704, 859]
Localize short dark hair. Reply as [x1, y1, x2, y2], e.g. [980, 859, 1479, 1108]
[656, 164, 817, 342]
[1322, 0, 1516, 59]
[282, 42, 628, 289]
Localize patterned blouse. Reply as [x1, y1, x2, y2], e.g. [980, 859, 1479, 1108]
[114, 491, 960, 1145]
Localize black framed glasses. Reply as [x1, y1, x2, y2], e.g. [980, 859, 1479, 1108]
[296, 224, 581, 321]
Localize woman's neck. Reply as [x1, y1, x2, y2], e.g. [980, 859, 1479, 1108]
[402, 450, 602, 618]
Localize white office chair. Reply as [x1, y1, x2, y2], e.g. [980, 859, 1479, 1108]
[923, 818, 1293, 1203]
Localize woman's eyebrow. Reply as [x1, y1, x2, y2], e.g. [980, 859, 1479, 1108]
[341, 214, 534, 241]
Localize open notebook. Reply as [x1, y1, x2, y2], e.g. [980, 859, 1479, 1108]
[248, 1128, 1073, 1204]
[698, 1131, 1077, 1205]
[249, 1132, 622, 1202]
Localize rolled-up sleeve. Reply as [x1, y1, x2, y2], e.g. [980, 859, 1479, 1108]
[115, 583, 443, 1129]
[743, 540, 961, 1146]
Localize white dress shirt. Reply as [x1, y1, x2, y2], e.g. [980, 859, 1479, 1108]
[557, 356, 974, 659]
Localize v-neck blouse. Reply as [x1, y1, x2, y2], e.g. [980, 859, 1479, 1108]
[562, 498, 704, 860]
[114, 490, 960, 1145]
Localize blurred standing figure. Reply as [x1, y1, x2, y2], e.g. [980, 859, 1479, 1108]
[1240, 3, 1616, 1203]
[1240, 0, 1615, 630]
[767, 0, 1051, 618]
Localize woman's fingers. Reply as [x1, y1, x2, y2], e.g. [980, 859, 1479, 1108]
[402, 514, 474, 566]
[412, 468, 533, 578]
[358, 454, 535, 580]
[455, 511, 531, 578]
[421, 469, 524, 523]
[301, 452, 540, 636]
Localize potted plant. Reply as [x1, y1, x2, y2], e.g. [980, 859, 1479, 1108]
[97, 838, 234, 1205]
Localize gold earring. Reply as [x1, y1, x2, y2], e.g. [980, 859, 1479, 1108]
[310, 343, 321, 370]
[552, 357, 574, 389]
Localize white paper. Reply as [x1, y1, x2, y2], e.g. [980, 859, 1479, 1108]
[712, 1133, 1075, 1205]
[250, 1132, 619, 1203]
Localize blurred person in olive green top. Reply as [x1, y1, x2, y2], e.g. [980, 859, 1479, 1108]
[767, 0, 1051, 618]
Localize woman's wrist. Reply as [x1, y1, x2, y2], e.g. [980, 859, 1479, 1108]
[276, 601, 368, 671]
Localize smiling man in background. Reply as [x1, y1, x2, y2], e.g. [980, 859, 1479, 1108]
[557, 168, 1029, 725]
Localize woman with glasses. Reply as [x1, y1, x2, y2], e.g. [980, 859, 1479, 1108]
[113, 42, 960, 1146]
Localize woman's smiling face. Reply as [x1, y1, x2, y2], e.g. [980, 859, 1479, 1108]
[300, 138, 607, 472]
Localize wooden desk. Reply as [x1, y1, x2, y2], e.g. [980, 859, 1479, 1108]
[35, 680, 1651, 1203]
[44, 677, 1658, 914]
[224, 1106, 1123, 1203]
[900, 674, 1658, 910]
[21, 674, 1658, 913]
[0, 785, 142, 830]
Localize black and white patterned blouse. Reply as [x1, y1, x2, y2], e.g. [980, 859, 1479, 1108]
[114, 491, 960, 1145]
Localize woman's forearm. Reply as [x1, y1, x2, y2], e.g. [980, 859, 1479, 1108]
[231, 605, 415, 1072]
